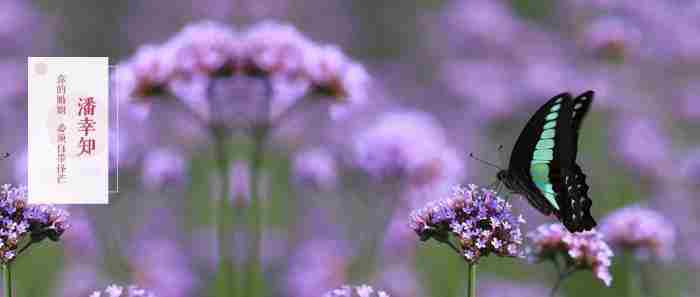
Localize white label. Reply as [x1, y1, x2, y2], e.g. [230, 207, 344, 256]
[28, 57, 109, 204]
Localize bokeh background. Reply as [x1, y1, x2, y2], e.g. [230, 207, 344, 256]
[1, 0, 698, 296]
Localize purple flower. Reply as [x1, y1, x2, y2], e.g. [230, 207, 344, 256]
[128, 237, 196, 297]
[378, 263, 422, 297]
[612, 115, 671, 178]
[141, 148, 187, 190]
[285, 239, 351, 297]
[581, 17, 642, 60]
[600, 205, 675, 261]
[323, 284, 390, 297]
[292, 148, 338, 190]
[409, 184, 524, 264]
[89, 284, 157, 297]
[0, 184, 69, 262]
[55, 263, 104, 297]
[351, 111, 463, 188]
[116, 20, 370, 124]
[527, 224, 614, 286]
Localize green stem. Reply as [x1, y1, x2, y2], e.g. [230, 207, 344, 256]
[212, 125, 234, 297]
[628, 256, 643, 297]
[3, 263, 12, 297]
[244, 124, 267, 297]
[549, 256, 575, 297]
[467, 264, 477, 297]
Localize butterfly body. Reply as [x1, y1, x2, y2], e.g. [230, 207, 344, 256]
[498, 91, 596, 232]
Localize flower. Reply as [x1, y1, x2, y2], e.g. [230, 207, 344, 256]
[527, 224, 614, 286]
[141, 148, 187, 190]
[581, 16, 642, 60]
[323, 284, 390, 297]
[612, 115, 671, 179]
[409, 184, 524, 264]
[89, 284, 156, 297]
[351, 111, 463, 188]
[0, 184, 69, 263]
[600, 205, 675, 261]
[292, 148, 338, 190]
[115, 20, 370, 124]
[285, 239, 351, 297]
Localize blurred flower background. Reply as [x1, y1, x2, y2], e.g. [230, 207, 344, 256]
[1, 0, 698, 296]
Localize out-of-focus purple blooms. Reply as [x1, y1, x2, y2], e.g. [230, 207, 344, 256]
[600, 205, 675, 261]
[285, 239, 351, 297]
[351, 111, 463, 188]
[581, 17, 642, 60]
[443, 0, 520, 50]
[477, 278, 554, 297]
[89, 284, 157, 297]
[116, 20, 370, 124]
[115, 44, 178, 100]
[323, 284, 390, 297]
[292, 148, 338, 190]
[378, 263, 422, 297]
[141, 148, 187, 190]
[526, 224, 614, 286]
[0, 0, 46, 55]
[61, 207, 100, 261]
[440, 60, 516, 120]
[612, 115, 671, 179]
[0, 184, 69, 262]
[128, 237, 196, 297]
[55, 263, 104, 297]
[168, 21, 238, 77]
[409, 184, 524, 264]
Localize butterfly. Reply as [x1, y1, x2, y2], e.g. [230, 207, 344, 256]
[497, 91, 596, 232]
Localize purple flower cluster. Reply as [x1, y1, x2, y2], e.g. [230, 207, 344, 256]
[292, 148, 338, 191]
[89, 284, 156, 297]
[285, 239, 351, 297]
[600, 205, 675, 261]
[323, 284, 390, 297]
[0, 184, 69, 263]
[116, 20, 369, 121]
[141, 148, 187, 190]
[526, 224, 613, 286]
[409, 184, 525, 264]
[352, 111, 463, 188]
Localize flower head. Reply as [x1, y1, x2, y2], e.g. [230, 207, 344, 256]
[89, 284, 156, 297]
[352, 111, 463, 188]
[409, 184, 524, 264]
[600, 205, 675, 261]
[527, 224, 614, 286]
[0, 184, 69, 263]
[292, 148, 338, 191]
[323, 284, 390, 297]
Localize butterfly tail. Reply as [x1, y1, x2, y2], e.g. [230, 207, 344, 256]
[561, 164, 596, 232]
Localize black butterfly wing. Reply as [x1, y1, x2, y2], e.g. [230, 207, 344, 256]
[508, 92, 573, 216]
[571, 90, 594, 157]
[558, 91, 596, 232]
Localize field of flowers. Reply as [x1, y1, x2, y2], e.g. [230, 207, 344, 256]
[0, 0, 697, 296]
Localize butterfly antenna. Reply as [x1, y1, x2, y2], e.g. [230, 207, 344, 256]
[469, 153, 503, 170]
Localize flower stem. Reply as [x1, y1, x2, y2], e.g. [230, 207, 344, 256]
[244, 124, 267, 297]
[212, 124, 235, 297]
[549, 256, 575, 297]
[3, 263, 12, 297]
[467, 263, 477, 297]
